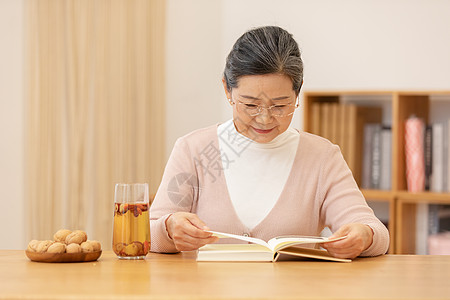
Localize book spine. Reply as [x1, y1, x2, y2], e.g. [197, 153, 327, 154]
[347, 105, 357, 178]
[438, 205, 450, 232]
[339, 104, 348, 162]
[320, 103, 331, 140]
[330, 103, 339, 144]
[445, 120, 449, 192]
[311, 103, 321, 135]
[428, 204, 440, 236]
[380, 126, 392, 190]
[415, 203, 429, 255]
[424, 125, 433, 191]
[431, 123, 443, 192]
[362, 124, 375, 189]
[370, 124, 382, 189]
[336, 103, 343, 147]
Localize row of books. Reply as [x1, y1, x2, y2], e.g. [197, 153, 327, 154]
[416, 204, 450, 254]
[362, 124, 392, 190]
[311, 103, 450, 193]
[408, 118, 450, 254]
[310, 102, 383, 187]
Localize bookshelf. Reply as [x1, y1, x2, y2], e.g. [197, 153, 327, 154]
[303, 90, 450, 254]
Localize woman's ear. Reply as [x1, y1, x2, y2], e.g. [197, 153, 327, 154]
[222, 78, 233, 104]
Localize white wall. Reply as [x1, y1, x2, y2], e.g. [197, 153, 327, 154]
[219, 0, 450, 129]
[165, 0, 229, 158]
[166, 0, 450, 154]
[2, 0, 450, 249]
[0, 0, 25, 249]
[223, 0, 450, 90]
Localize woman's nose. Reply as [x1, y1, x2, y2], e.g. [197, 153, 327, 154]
[255, 107, 273, 123]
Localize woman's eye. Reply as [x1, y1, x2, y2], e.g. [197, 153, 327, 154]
[274, 105, 287, 108]
[245, 103, 258, 108]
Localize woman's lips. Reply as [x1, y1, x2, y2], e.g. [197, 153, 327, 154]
[252, 127, 274, 134]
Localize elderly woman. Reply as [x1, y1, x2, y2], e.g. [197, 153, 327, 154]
[150, 26, 389, 259]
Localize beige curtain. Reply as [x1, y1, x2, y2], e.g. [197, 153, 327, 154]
[25, 0, 165, 249]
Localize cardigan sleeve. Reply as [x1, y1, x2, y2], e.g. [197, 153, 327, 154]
[318, 144, 390, 257]
[150, 137, 199, 253]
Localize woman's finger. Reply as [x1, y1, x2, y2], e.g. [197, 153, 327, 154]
[173, 234, 218, 251]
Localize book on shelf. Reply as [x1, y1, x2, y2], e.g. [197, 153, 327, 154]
[362, 123, 377, 189]
[415, 203, 447, 254]
[330, 102, 339, 144]
[428, 232, 450, 255]
[415, 203, 430, 254]
[431, 122, 448, 192]
[346, 105, 382, 187]
[340, 104, 350, 161]
[380, 126, 392, 190]
[370, 124, 382, 190]
[424, 125, 433, 191]
[308, 101, 383, 187]
[362, 123, 391, 190]
[311, 103, 321, 135]
[320, 103, 332, 142]
[447, 120, 450, 192]
[425, 204, 450, 254]
[197, 231, 351, 263]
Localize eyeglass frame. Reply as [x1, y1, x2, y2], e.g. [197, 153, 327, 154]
[229, 95, 300, 117]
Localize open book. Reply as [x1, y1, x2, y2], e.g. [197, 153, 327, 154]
[197, 231, 351, 263]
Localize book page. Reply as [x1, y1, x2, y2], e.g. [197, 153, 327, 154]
[275, 246, 351, 263]
[207, 231, 270, 250]
[268, 235, 348, 252]
[207, 231, 347, 252]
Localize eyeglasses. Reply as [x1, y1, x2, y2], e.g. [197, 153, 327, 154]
[232, 97, 299, 117]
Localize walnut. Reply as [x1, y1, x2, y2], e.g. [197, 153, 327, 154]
[80, 242, 94, 253]
[27, 240, 40, 252]
[47, 242, 66, 254]
[36, 240, 54, 253]
[86, 240, 102, 252]
[65, 230, 87, 245]
[53, 229, 72, 243]
[66, 243, 82, 253]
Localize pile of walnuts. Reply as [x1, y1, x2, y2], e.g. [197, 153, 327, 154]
[27, 229, 101, 254]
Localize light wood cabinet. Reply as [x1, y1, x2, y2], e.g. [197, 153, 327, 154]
[303, 91, 450, 254]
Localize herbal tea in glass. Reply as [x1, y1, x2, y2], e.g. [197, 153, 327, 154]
[112, 183, 150, 259]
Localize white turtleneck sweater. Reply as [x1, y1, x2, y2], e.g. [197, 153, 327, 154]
[217, 119, 300, 230]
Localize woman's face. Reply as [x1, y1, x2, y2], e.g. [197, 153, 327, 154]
[223, 73, 298, 143]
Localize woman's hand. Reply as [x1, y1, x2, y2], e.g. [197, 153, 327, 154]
[165, 212, 219, 251]
[321, 223, 374, 259]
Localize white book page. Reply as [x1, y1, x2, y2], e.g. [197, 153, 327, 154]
[207, 231, 270, 250]
[208, 231, 346, 252]
[268, 235, 348, 252]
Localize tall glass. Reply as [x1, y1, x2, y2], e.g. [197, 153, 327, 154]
[113, 183, 150, 259]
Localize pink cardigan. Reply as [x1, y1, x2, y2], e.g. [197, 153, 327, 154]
[150, 124, 390, 256]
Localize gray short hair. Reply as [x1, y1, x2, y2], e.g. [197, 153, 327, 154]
[223, 26, 303, 94]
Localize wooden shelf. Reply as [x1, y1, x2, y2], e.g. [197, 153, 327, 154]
[361, 189, 395, 201]
[361, 189, 396, 254]
[396, 191, 450, 204]
[304, 90, 450, 255]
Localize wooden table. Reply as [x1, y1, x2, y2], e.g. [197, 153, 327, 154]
[1, 250, 450, 299]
